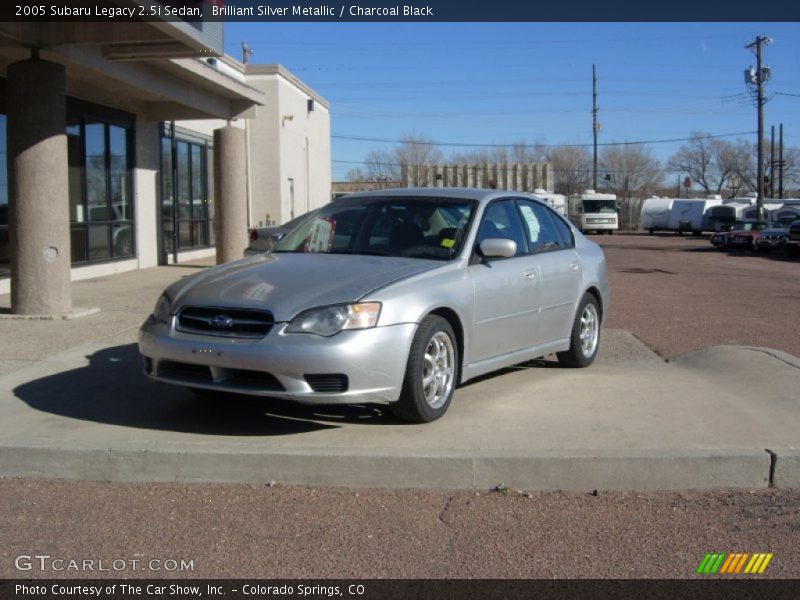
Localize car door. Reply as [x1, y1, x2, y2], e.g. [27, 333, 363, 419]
[516, 199, 583, 345]
[468, 199, 540, 363]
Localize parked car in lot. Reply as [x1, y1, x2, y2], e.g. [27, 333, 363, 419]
[245, 210, 320, 256]
[755, 225, 789, 253]
[139, 188, 609, 422]
[728, 228, 762, 252]
[786, 219, 800, 256]
[710, 220, 757, 250]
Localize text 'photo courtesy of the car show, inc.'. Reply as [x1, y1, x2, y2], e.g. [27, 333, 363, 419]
[0, 0, 799, 598]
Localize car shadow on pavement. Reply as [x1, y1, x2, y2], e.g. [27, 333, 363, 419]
[12, 344, 398, 436]
[459, 356, 562, 388]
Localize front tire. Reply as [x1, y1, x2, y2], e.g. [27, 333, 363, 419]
[557, 294, 601, 368]
[391, 315, 458, 423]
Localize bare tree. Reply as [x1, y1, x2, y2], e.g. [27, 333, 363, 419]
[394, 134, 444, 186]
[547, 145, 592, 196]
[344, 167, 367, 182]
[362, 148, 397, 183]
[600, 144, 664, 199]
[667, 132, 745, 195]
[730, 139, 800, 197]
[777, 146, 800, 195]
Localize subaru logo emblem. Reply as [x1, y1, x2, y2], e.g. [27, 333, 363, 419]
[209, 315, 234, 328]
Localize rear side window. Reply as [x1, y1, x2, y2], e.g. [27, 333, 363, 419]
[516, 200, 573, 253]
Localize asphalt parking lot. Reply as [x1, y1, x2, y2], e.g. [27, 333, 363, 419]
[1, 233, 799, 579]
[598, 233, 800, 358]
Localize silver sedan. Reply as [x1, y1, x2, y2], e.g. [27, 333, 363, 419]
[139, 188, 609, 422]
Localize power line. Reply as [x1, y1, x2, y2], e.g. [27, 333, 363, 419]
[332, 158, 689, 176]
[331, 131, 757, 149]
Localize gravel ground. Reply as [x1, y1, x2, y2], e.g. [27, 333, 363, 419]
[598, 233, 800, 359]
[2, 233, 799, 581]
[1, 480, 799, 579]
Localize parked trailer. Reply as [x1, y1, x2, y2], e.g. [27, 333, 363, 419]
[768, 201, 800, 225]
[640, 197, 674, 234]
[532, 188, 567, 217]
[705, 202, 751, 230]
[567, 190, 618, 234]
[666, 198, 725, 234]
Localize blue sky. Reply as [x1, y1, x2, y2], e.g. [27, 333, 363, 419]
[225, 22, 800, 180]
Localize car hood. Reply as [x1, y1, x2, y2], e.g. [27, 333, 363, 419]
[167, 253, 440, 322]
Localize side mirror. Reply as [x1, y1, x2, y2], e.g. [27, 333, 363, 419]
[479, 238, 517, 259]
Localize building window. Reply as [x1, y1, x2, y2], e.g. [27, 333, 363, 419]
[0, 115, 8, 279]
[0, 82, 135, 280]
[70, 120, 134, 263]
[160, 128, 213, 255]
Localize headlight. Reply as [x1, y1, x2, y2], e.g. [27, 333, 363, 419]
[152, 293, 173, 324]
[285, 302, 381, 337]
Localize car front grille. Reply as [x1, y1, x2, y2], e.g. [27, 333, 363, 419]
[156, 360, 285, 392]
[304, 374, 349, 393]
[176, 306, 274, 338]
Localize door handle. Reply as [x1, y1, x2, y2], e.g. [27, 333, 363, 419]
[523, 270, 537, 280]
[569, 262, 580, 272]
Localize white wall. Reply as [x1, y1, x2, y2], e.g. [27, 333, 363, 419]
[167, 67, 331, 230]
[246, 68, 331, 227]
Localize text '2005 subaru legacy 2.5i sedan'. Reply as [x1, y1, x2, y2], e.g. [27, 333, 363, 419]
[139, 188, 609, 422]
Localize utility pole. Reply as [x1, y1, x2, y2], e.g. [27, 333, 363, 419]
[779, 123, 784, 199]
[592, 64, 598, 191]
[770, 125, 775, 198]
[745, 35, 771, 224]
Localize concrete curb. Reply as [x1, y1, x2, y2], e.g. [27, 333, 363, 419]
[0, 445, 772, 491]
[772, 450, 800, 488]
[0, 307, 100, 320]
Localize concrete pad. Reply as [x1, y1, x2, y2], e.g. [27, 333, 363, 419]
[0, 333, 796, 491]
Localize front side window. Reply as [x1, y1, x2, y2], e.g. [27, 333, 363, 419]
[475, 199, 528, 256]
[274, 197, 475, 261]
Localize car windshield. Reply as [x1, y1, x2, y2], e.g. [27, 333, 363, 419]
[273, 196, 476, 260]
[582, 200, 617, 213]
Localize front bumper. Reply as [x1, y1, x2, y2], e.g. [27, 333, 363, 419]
[139, 318, 417, 405]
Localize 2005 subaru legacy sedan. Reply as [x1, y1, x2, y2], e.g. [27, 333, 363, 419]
[139, 188, 609, 422]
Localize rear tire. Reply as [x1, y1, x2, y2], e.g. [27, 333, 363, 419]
[391, 315, 458, 423]
[557, 294, 601, 368]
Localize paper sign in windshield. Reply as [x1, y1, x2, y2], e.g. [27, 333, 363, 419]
[305, 218, 336, 253]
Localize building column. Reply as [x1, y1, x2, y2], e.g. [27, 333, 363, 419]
[213, 125, 248, 264]
[8, 57, 71, 315]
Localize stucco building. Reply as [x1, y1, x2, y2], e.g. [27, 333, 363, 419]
[0, 10, 330, 313]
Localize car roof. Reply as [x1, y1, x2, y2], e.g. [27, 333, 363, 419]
[342, 186, 550, 204]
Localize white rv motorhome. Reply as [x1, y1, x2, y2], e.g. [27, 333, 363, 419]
[567, 190, 618, 234]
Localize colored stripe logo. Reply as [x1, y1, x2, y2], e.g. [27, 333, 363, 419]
[696, 552, 773, 574]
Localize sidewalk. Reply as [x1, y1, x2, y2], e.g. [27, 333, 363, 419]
[0, 262, 798, 491]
